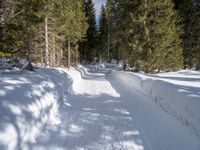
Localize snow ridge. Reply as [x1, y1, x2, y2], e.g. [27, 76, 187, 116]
[111, 70, 200, 137]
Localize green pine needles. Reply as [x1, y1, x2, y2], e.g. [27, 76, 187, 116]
[106, 0, 183, 73]
[0, 0, 199, 72]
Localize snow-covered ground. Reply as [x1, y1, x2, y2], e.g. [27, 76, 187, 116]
[0, 68, 71, 149]
[111, 69, 200, 137]
[0, 65, 200, 150]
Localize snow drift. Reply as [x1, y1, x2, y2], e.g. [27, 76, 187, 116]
[111, 70, 200, 137]
[0, 68, 71, 150]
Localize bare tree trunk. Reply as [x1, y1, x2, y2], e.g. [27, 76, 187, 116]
[75, 45, 79, 66]
[41, 48, 44, 67]
[68, 40, 71, 68]
[0, 0, 6, 51]
[52, 33, 56, 67]
[45, 17, 49, 66]
[27, 39, 31, 62]
[107, 28, 110, 62]
[107, 11, 110, 62]
[60, 46, 63, 66]
[107, 0, 111, 62]
[144, 0, 150, 49]
[76, 49, 78, 66]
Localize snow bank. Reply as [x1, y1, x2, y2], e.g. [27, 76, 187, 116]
[78, 65, 106, 76]
[0, 68, 71, 150]
[111, 70, 200, 137]
[0, 57, 28, 70]
[103, 63, 122, 70]
[69, 66, 113, 95]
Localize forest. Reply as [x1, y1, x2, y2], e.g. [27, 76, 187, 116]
[0, 0, 200, 73]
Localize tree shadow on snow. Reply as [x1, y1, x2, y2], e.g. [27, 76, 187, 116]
[29, 92, 146, 150]
[0, 68, 69, 150]
[29, 67, 147, 150]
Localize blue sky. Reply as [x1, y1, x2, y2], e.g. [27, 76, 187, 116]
[94, 0, 106, 24]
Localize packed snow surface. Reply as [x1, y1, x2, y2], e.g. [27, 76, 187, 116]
[0, 65, 200, 150]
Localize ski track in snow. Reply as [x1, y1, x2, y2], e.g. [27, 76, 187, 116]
[30, 68, 200, 150]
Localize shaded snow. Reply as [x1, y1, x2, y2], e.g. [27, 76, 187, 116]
[0, 68, 70, 149]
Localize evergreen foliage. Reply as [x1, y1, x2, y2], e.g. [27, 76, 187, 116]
[174, 0, 200, 69]
[129, 0, 183, 73]
[0, 0, 199, 72]
[98, 5, 108, 60]
[104, 0, 183, 73]
[81, 0, 98, 62]
[0, 0, 87, 67]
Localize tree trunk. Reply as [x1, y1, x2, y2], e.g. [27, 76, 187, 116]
[41, 48, 44, 67]
[60, 45, 63, 66]
[27, 38, 31, 62]
[75, 45, 79, 66]
[52, 32, 56, 67]
[45, 17, 49, 66]
[107, 5, 110, 62]
[68, 40, 71, 68]
[0, 0, 6, 51]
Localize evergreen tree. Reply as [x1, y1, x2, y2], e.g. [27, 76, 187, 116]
[109, 0, 138, 62]
[98, 5, 108, 60]
[82, 0, 97, 62]
[55, 0, 88, 66]
[0, 0, 88, 67]
[0, 0, 15, 52]
[105, 0, 112, 61]
[108, 0, 183, 73]
[130, 0, 183, 72]
[0, 0, 189, 73]
[0, 0, 45, 59]
[174, 0, 200, 69]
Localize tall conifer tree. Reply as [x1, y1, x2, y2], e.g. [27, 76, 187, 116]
[130, 0, 183, 72]
[107, 0, 183, 73]
[82, 0, 97, 62]
[98, 5, 108, 59]
[174, 0, 200, 69]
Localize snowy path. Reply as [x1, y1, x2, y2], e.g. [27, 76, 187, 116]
[31, 68, 200, 150]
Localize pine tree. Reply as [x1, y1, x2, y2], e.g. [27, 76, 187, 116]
[0, 0, 16, 51]
[174, 0, 200, 69]
[98, 5, 108, 60]
[108, 0, 137, 62]
[128, 0, 183, 73]
[0, 0, 87, 67]
[106, 0, 183, 73]
[0, 0, 6, 51]
[82, 0, 97, 62]
[0, 0, 46, 60]
[55, 0, 87, 66]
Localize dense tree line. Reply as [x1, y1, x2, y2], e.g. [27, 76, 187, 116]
[174, 0, 200, 69]
[0, 0, 88, 67]
[0, 0, 199, 72]
[98, 0, 183, 73]
[97, 0, 200, 73]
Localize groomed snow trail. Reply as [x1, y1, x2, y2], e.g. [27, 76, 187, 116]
[31, 68, 200, 150]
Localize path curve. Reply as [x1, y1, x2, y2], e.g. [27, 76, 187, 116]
[30, 67, 200, 150]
